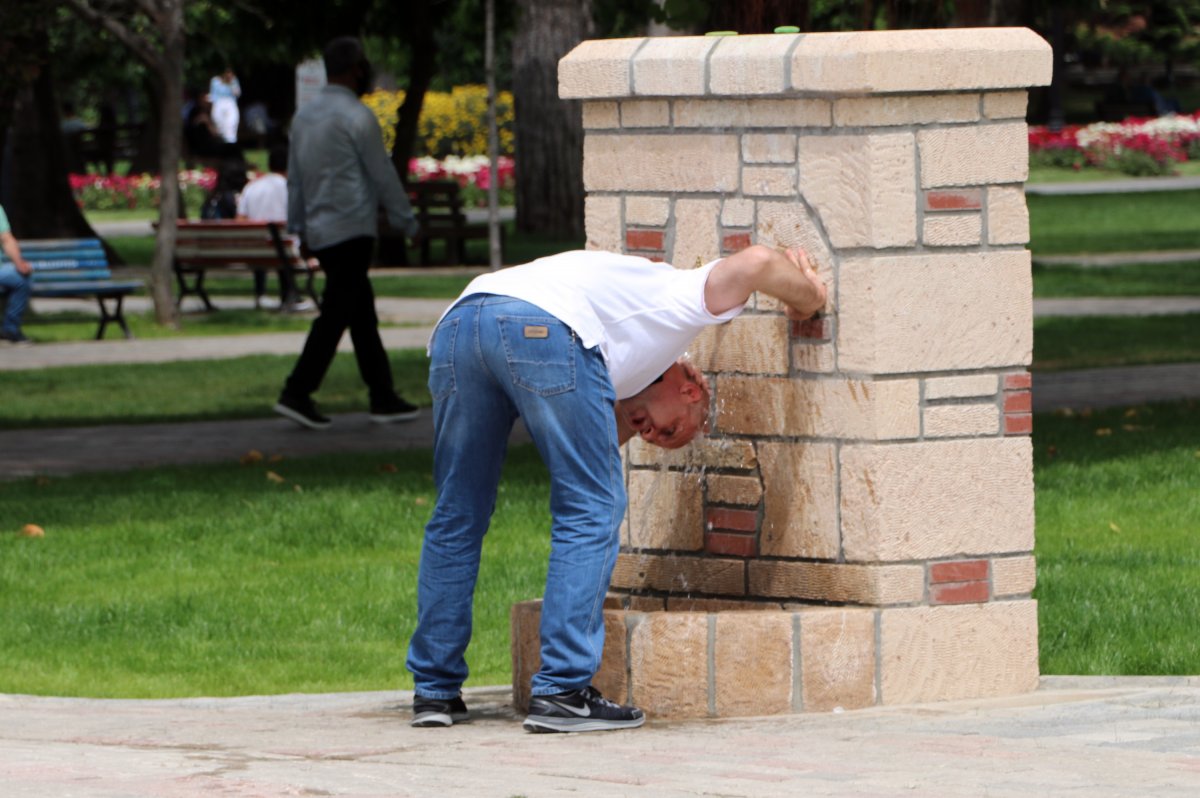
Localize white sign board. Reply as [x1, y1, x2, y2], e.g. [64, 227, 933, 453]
[295, 58, 326, 110]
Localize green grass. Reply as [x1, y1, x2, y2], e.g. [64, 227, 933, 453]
[0, 446, 551, 697]
[1028, 190, 1200, 256]
[1033, 314, 1200, 371]
[1028, 160, 1200, 184]
[24, 308, 317, 342]
[0, 352, 432, 430]
[1035, 400, 1200, 675]
[1033, 261, 1200, 298]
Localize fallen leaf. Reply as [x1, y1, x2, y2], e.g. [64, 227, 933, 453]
[293, 484, 303, 493]
[414, 497, 429, 506]
[1046, 445, 1058, 459]
[266, 471, 286, 484]
[240, 450, 264, 465]
[269, 454, 285, 464]
[1108, 521, 1121, 533]
[1121, 424, 1143, 432]
[1095, 428, 1112, 437]
[1123, 408, 1139, 418]
[20, 524, 44, 538]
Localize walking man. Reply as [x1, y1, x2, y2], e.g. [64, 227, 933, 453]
[274, 36, 421, 429]
[0, 203, 32, 345]
[407, 244, 827, 732]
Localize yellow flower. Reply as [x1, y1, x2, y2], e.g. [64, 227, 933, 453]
[363, 86, 514, 159]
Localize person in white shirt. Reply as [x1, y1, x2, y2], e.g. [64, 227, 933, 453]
[236, 144, 312, 312]
[406, 244, 827, 733]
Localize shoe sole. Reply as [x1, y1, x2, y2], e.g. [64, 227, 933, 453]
[522, 714, 645, 733]
[369, 409, 420, 424]
[411, 710, 470, 728]
[273, 402, 332, 430]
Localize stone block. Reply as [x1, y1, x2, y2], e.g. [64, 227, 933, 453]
[754, 201, 835, 286]
[984, 90, 1028, 119]
[721, 198, 755, 227]
[612, 552, 747, 596]
[715, 612, 794, 716]
[757, 442, 839, 559]
[743, 165, 798, 197]
[627, 436, 758, 470]
[793, 342, 837, 374]
[834, 94, 978, 127]
[749, 561, 926, 605]
[924, 374, 999, 400]
[670, 597, 781, 612]
[621, 99, 670, 128]
[840, 437, 1034, 561]
[585, 134, 740, 193]
[837, 251, 1033, 374]
[689, 315, 790, 376]
[627, 469, 703, 551]
[800, 608, 878, 711]
[879, 601, 1039, 705]
[582, 101, 619, 129]
[709, 33, 799, 95]
[798, 133, 916, 249]
[923, 213, 982, 247]
[594, 609, 631, 703]
[918, 122, 1028, 187]
[993, 555, 1037, 596]
[674, 98, 831, 129]
[631, 36, 717, 96]
[558, 37, 645, 99]
[715, 376, 921, 441]
[584, 195, 622, 252]
[742, 133, 798, 164]
[987, 185, 1031, 245]
[672, 198, 722, 270]
[510, 599, 542, 712]
[789, 28, 1053, 94]
[923, 403, 1001, 437]
[629, 612, 710, 718]
[706, 474, 763, 507]
[625, 195, 671, 227]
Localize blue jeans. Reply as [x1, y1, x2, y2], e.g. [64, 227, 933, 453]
[0, 263, 32, 336]
[407, 295, 626, 699]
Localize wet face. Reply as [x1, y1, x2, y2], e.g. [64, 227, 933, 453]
[624, 366, 709, 449]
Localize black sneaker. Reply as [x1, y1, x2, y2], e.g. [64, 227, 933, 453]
[523, 686, 645, 733]
[0, 330, 31, 345]
[273, 394, 332, 430]
[369, 395, 420, 424]
[411, 694, 469, 727]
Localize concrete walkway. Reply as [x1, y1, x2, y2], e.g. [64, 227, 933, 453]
[4, 677, 1200, 797]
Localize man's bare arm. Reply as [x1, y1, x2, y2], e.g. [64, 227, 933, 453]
[704, 245, 827, 320]
[0, 231, 29, 275]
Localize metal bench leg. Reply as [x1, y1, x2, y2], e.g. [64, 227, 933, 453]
[95, 296, 132, 340]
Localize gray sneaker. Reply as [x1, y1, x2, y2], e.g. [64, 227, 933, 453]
[523, 686, 645, 733]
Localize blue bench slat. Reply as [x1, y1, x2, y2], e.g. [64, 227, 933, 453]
[34, 269, 115, 282]
[32, 280, 142, 297]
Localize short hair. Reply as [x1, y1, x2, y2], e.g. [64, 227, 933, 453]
[267, 143, 288, 174]
[323, 36, 364, 80]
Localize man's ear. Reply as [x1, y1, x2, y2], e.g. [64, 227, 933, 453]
[680, 379, 703, 402]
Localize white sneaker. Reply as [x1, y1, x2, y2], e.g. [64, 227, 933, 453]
[256, 296, 282, 310]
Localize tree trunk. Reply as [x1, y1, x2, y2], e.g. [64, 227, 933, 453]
[392, 3, 440, 180]
[129, 73, 163, 175]
[149, 3, 184, 327]
[5, 62, 98, 241]
[512, 0, 593, 238]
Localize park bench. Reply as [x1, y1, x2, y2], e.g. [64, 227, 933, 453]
[11, 238, 143, 339]
[407, 180, 498, 265]
[170, 220, 320, 311]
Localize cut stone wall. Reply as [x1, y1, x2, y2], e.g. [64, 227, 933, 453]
[514, 26, 1052, 719]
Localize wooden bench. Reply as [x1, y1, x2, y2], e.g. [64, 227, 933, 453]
[15, 238, 143, 339]
[408, 180, 498, 265]
[171, 220, 320, 311]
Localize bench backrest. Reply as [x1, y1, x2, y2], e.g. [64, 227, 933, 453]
[11, 238, 114, 283]
[173, 220, 306, 269]
[411, 180, 466, 221]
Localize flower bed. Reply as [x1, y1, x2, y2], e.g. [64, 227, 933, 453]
[1030, 113, 1200, 176]
[70, 157, 515, 213]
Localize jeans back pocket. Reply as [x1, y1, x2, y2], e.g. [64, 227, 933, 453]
[498, 315, 576, 396]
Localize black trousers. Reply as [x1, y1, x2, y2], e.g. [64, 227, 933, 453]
[282, 236, 395, 403]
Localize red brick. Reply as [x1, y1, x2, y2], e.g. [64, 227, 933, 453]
[706, 506, 758, 533]
[924, 189, 983, 212]
[790, 317, 828, 340]
[930, 560, 989, 584]
[931, 580, 990, 605]
[722, 232, 752, 254]
[706, 531, 758, 558]
[1004, 372, 1032, 390]
[1005, 413, 1032, 436]
[1004, 390, 1032, 413]
[626, 229, 664, 250]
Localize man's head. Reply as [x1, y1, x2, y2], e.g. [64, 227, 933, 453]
[621, 360, 710, 450]
[323, 36, 373, 96]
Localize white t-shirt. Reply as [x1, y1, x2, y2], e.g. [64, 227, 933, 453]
[236, 173, 287, 222]
[444, 251, 744, 399]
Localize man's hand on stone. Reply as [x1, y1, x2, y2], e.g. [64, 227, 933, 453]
[782, 247, 827, 321]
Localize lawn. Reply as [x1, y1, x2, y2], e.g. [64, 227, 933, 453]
[24, 308, 317, 342]
[1033, 261, 1200, 298]
[1032, 314, 1200, 371]
[1027, 189, 1200, 256]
